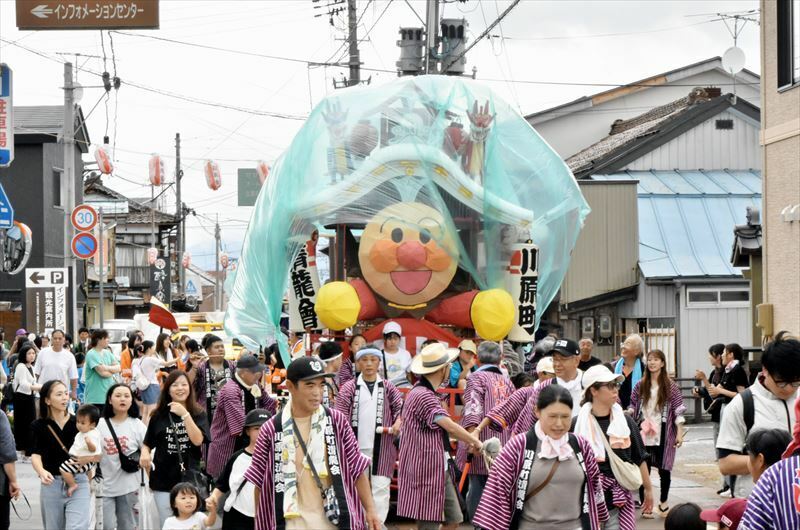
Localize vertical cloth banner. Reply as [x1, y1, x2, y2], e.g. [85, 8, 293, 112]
[288, 231, 321, 332]
[506, 242, 539, 342]
[149, 257, 171, 305]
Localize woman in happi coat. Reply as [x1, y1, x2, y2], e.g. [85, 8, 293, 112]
[473, 384, 608, 530]
[334, 345, 404, 524]
[572, 365, 653, 530]
[455, 341, 515, 519]
[627, 349, 686, 517]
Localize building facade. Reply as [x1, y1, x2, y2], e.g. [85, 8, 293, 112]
[760, 0, 800, 338]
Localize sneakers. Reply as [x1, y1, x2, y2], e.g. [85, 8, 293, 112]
[717, 487, 733, 498]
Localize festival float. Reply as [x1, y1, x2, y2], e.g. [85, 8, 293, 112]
[225, 75, 589, 364]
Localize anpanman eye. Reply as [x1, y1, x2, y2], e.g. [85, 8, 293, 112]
[391, 227, 403, 243]
[419, 229, 431, 244]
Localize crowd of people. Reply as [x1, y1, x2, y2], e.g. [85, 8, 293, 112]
[0, 322, 799, 530]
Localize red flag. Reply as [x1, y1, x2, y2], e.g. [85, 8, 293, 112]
[149, 297, 178, 331]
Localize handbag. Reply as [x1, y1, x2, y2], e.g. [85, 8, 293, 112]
[595, 418, 643, 491]
[104, 418, 141, 473]
[169, 413, 209, 492]
[291, 418, 340, 526]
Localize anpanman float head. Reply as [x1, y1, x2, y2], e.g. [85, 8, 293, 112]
[358, 202, 458, 306]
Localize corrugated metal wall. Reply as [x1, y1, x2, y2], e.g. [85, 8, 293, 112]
[561, 181, 639, 304]
[625, 110, 761, 171]
[618, 279, 677, 318]
[677, 285, 753, 378]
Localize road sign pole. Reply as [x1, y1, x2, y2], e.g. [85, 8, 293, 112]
[63, 62, 78, 335]
[98, 207, 104, 328]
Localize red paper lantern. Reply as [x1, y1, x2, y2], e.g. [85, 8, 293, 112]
[147, 247, 158, 265]
[182, 251, 191, 268]
[256, 161, 270, 185]
[220, 252, 229, 269]
[95, 146, 113, 175]
[149, 154, 165, 186]
[204, 160, 222, 191]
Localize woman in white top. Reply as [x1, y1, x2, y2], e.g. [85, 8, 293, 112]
[133, 340, 175, 424]
[12, 342, 41, 460]
[98, 383, 147, 530]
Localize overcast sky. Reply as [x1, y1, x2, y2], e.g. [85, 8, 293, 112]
[0, 0, 761, 270]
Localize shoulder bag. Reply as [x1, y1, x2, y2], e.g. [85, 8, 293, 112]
[169, 413, 209, 492]
[291, 417, 341, 526]
[105, 418, 141, 473]
[594, 418, 643, 491]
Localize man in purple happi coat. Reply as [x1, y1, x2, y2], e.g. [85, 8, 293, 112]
[206, 354, 276, 479]
[244, 356, 381, 530]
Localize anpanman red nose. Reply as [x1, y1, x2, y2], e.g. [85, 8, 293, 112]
[396, 241, 427, 269]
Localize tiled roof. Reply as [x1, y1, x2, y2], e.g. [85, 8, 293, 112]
[593, 170, 762, 279]
[566, 88, 720, 176]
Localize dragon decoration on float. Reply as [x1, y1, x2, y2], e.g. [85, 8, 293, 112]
[225, 75, 589, 361]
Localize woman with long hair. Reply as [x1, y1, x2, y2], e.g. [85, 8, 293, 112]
[694, 343, 731, 495]
[573, 365, 653, 530]
[12, 342, 40, 460]
[30, 380, 99, 529]
[474, 384, 608, 529]
[140, 370, 209, 527]
[97, 384, 146, 530]
[628, 349, 686, 517]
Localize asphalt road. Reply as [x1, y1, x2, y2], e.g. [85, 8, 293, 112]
[11, 422, 727, 529]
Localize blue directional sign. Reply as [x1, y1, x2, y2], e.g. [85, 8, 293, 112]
[0, 182, 13, 229]
[0, 64, 12, 167]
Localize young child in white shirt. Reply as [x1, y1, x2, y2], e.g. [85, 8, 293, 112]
[59, 404, 102, 496]
[163, 482, 217, 530]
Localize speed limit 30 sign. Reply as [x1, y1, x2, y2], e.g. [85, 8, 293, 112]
[71, 204, 98, 231]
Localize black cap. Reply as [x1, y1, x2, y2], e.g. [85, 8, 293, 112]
[286, 356, 335, 383]
[237, 354, 266, 373]
[318, 341, 343, 362]
[244, 408, 272, 428]
[552, 339, 580, 357]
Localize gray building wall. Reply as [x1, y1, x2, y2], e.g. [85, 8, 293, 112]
[0, 139, 85, 325]
[618, 278, 677, 319]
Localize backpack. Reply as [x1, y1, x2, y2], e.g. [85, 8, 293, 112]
[741, 388, 755, 433]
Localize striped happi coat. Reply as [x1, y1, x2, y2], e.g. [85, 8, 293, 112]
[206, 378, 276, 479]
[487, 385, 537, 437]
[740, 454, 800, 530]
[244, 407, 371, 530]
[334, 376, 404, 478]
[473, 431, 607, 530]
[397, 379, 453, 522]
[628, 379, 686, 471]
[456, 366, 514, 474]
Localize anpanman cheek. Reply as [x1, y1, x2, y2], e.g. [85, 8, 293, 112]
[369, 239, 399, 272]
[426, 245, 453, 271]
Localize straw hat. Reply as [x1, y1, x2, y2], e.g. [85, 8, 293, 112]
[410, 342, 459, 375]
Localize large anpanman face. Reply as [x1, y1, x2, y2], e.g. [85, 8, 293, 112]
[358, 202, 458, 306]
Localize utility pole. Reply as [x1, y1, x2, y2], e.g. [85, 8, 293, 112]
[98, 207, 104, 328]
[347, 0, 360, 86]
[424, 0, 440, 74]
[175, 132, 184, 299]
[63, 62, 78, 334]
[214, 215, 221, 311]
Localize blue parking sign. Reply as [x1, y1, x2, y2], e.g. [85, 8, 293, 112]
[0, 183, 13, 228]
[0, 63, 12, 167]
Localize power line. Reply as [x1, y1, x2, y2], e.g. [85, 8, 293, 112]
[442, 0, 522, 72]
[493, 19, 718, 41]
[0, 38, 308, 121]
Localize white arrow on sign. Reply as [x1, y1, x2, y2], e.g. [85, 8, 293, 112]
[31, 5, 53, 18]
